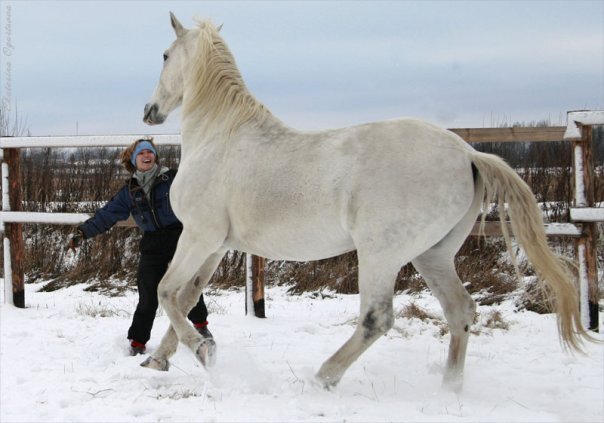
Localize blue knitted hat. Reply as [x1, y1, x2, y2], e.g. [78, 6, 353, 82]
[131, 141, 157, 167]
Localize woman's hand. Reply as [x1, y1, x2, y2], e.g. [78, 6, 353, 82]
[66, 230, 84, 252]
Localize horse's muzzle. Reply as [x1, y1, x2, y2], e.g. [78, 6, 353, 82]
[143, 103, 165, 125]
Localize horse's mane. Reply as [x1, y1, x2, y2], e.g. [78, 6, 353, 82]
[183, 20, 273, 136]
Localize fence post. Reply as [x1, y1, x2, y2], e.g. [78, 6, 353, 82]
[252, 255, 266, 318]
[3, 148, 25, 307]
[571, 125, 599, 331]
[245, 253, 266, 318]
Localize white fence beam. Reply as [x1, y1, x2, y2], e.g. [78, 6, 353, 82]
[543, 223, 583, 237]
[0, 211, 136, 231]
[570, 207, 604, 222]
[0, 211, 92, 225]
[0, 212, 589, 237]
[0, 134, 181, 148]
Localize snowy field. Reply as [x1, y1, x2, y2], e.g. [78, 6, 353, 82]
[1, 281, 602, 423]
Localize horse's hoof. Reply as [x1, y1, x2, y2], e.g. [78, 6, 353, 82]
[314, 373, 339, 391]
[442, 375, 464, 393]
[140, 356, 170, 371]
[195, 338, 217, 368]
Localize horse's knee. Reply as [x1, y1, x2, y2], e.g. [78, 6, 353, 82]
[157, 283, 176, 309]
[157, 291, 169, 306]
[192, 276, 202, 288]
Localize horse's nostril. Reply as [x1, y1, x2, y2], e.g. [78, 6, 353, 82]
[144, 103, 156, 116]
[143, 104, 158, 122]
[143, 104, 164, 125]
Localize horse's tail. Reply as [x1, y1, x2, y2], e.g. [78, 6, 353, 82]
[470, 151, 597, 352]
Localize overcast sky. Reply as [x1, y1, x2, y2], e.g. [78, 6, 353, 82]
[1, 0, 603, 136]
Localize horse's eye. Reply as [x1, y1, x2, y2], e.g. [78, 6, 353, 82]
[163, 53, 169, 62]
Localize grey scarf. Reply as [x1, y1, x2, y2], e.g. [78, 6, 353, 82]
[134, 164, 162, 198]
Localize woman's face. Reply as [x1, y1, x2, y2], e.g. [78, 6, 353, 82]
[135, 149, 157, 172]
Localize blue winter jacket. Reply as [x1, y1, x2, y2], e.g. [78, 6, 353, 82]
[78, 168, 182, 239]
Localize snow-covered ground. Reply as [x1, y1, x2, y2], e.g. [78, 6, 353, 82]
[1, 281, 602, 422]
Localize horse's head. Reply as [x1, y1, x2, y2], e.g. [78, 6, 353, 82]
[144, 13, 267, 135]
[143, 12, 196, 125]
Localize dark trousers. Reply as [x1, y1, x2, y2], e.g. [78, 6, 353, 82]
[127, 227, 208, 344]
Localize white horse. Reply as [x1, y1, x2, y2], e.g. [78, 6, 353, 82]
[140, 13, 592, 391]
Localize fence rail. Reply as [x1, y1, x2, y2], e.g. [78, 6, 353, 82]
[1, 110, 602, 329]
[0, 134, 181, 149]
[0, 125, 577, 149]
[449, 126, 567, 143]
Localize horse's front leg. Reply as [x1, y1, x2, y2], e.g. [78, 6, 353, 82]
[175, 248, 226, 367]
[141, 325, 177, 371]
[316, 252, 401, 388]
[140, 242, 225, 371]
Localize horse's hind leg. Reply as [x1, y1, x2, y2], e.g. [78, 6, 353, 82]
[316, 253, 402, 388]
[412, 250, 476, 392]
[411, 185, 481, 391]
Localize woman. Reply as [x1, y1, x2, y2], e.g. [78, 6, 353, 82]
[68, 138, 215, 358]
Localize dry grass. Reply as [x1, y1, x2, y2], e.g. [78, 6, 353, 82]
[75, 300, 131, 318]
[396, 302, 449, 336]
[397, 302, 441, 321]
[480, 309, 510, 330]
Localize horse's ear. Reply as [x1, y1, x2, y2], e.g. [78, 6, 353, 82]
[216, 23, 223, 32]
[169, 12, 186, 38]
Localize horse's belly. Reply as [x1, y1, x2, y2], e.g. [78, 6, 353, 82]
[224, 218, 355, 261]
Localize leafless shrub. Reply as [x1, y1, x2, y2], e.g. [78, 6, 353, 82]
[516, 277, 555, 314]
